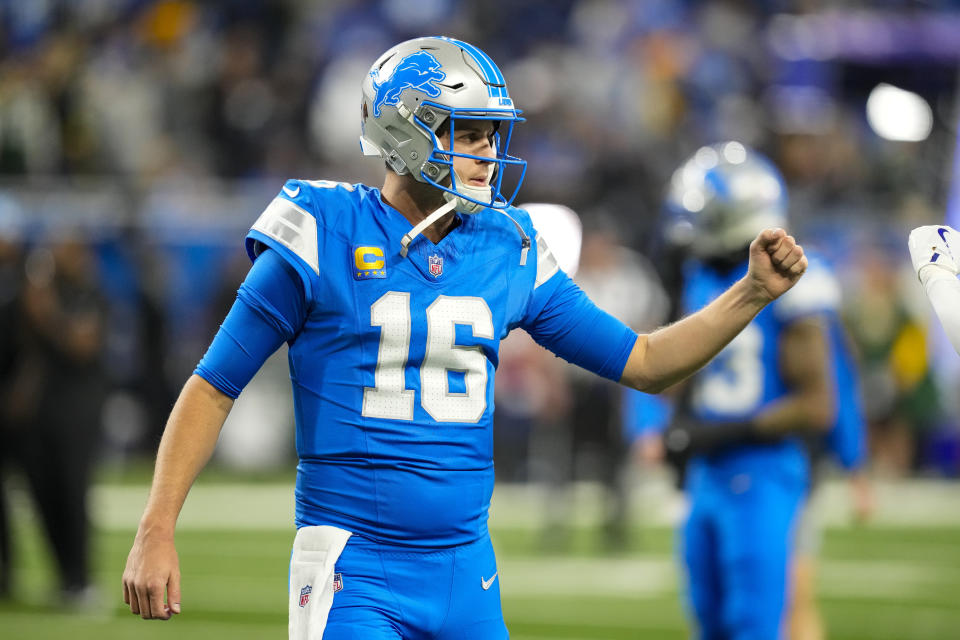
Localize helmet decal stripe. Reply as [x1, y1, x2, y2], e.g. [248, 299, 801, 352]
[437, 36, 504, 84]
[437, 36, 510, 105]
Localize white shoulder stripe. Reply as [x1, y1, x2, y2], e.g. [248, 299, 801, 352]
[534, 233, 559, 289]
[250, 197, 319, 275]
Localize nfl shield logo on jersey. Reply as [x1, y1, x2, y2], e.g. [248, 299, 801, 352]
[428, 254, 443, 277]
[333, 573, 343, 592]
[299, 584, 312, 607]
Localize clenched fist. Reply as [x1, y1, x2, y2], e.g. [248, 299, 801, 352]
[745, 228, 808, 303]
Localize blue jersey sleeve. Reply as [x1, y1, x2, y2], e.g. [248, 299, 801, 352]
[194, 249, 307, 398]
[522, 271, 638, 381]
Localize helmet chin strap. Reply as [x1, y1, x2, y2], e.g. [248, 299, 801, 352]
[399, 198, 457, 258]
[399, 169, 486, 258]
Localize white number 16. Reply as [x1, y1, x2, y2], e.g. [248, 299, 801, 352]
[361, 292, 494, 423]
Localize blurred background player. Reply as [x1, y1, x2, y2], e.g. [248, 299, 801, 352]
[548, 225, 668, 550]
[496, 204, 670, 551]
[657, 141, 846, 640]
[843, 246, 938, 477]
[564, 228, 669, 550]
[0, 209, 25, 600]
[493, 203, 582, 486]
[2, 231, 107, 605]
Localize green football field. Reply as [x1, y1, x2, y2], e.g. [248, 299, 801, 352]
[2, 477, 960, 639]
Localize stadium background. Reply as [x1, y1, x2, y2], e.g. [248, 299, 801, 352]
[1, 1, 960, 638]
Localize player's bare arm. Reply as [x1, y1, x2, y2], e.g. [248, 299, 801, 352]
[752, 317, 834, 435]
[621, 228, 807, 393]
[122, 374, 234, 620]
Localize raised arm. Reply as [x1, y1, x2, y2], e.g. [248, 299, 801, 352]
[122, 375, 234, 620]
[621, 228, 807, 393]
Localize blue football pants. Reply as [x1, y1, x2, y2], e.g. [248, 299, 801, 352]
[681, 473, 804, 640]
[311, 532, 508, 639]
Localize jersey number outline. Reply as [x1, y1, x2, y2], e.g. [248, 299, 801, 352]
[362, 292, 494, 423]
[692, 323, 764, 415]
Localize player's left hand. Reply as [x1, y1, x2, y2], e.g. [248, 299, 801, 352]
[908, 224, 959, 279]
[746, 228, 807, 302]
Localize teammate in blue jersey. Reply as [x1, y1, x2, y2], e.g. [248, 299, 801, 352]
[121, 38, 808, 638]
[660, 141, 850, 640]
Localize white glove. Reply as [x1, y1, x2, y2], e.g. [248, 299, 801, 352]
[908, 224, 959, 279]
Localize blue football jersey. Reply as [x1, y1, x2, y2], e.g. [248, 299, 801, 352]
[243, 180, 634, 547]
[681, 254, 847, 485]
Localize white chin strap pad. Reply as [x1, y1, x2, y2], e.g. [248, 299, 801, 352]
[444, 185, 490, 214]
[444, 170, 492, 214]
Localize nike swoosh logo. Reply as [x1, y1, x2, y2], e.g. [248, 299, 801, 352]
[481, 573, 497, 590]
[283, 185, 300, 198]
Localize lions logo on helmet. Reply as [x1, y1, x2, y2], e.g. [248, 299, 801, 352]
[664, 141, 787, 259]
[370, 51, 446, 118]
[359, 36, 527, 215]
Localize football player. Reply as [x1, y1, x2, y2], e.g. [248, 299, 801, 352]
[908, 224, 960, 355]
[121, 39, 807, 639]
[660, 142, 858, 640]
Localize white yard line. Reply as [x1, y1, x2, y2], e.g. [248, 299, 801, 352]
[84, 476, 960, 531]
[91, 484, 296, 531]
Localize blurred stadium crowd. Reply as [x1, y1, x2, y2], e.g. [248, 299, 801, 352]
[0, 0, 959, 487]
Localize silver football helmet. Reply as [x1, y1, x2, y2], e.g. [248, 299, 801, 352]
[664, 141, 787, 258]
[360, 36, 526, 215]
